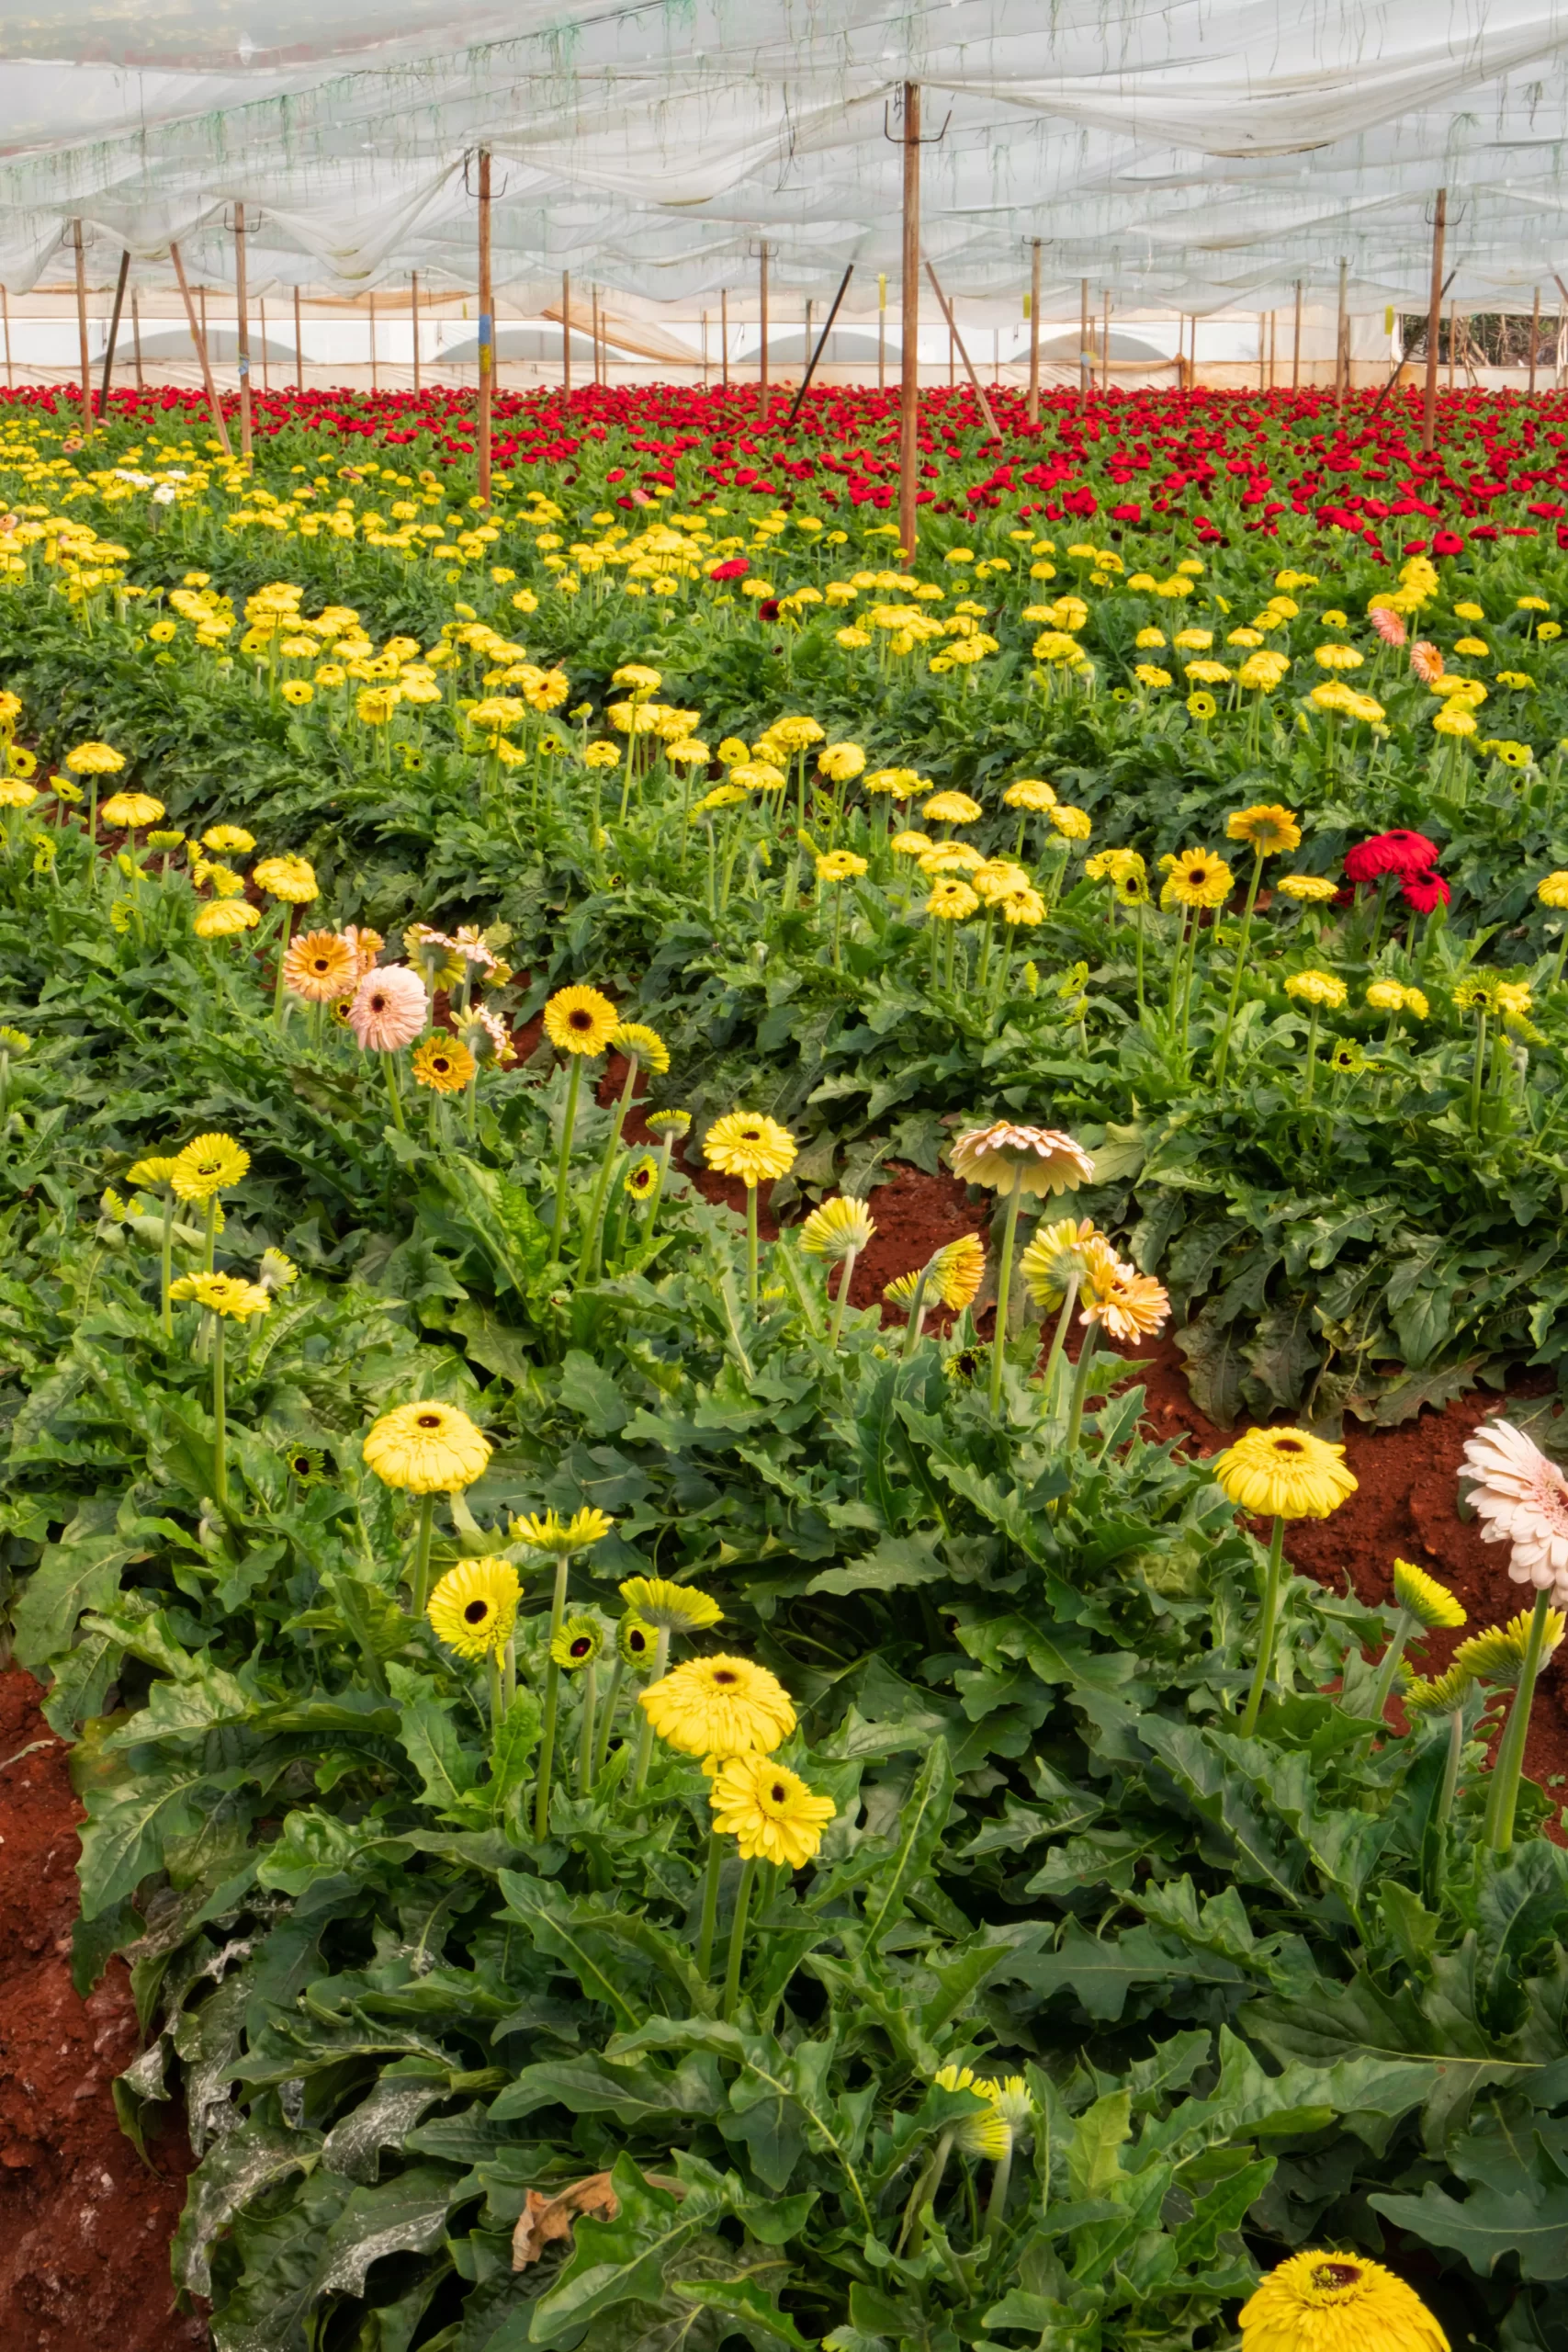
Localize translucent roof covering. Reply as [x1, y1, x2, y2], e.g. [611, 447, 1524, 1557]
[1, 0, 1566, 315]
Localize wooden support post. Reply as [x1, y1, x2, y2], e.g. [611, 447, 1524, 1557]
[233, 201, 253, 462]
[1292, 280, 1302, 389]
[701, 307, 708, 385]
[1448, 298, 1456, 392]
[477, 147, 493, 502]
[947, 307, 954, 387]
[72, 220, 93, 435]
[1, 286, 11, 390]
[878, 271, 886, 390]
[1079, 276, 1089, 405]
[367, 290, 378, 391]
[759, 243, 770, 394]
[294, 286, 304, 393]
[259, 298, 270, 393]
[721, 287, 730, 387]
[1422, 189, 1446, 454]
[1531, 284, 1540, 395]
[131, 289, 143, 390]
[99, 248, 130, 412]
[785, 263, 853, 428]
[171, 241, 231, 456]
[1258, 310, 1266, 393]
[1101, 288, 1111, 391]
[925, 259, 1000, 437]
[805, 296, 814, 388]
[1027, 239, 1041, 424]
[1269, 309, 1277, 389]
[563, 268, 571, 393]
[410, 275, 420, 392]
[897, 82, 920, 558]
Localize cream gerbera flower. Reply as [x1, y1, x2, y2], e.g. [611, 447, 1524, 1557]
[1460, 1418, 1568, 1602]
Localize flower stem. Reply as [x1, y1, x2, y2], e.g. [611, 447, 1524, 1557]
[1369, 1608, 1416, 1724]
[1043, 1278, 1080, 1404]
[533, 1553, 572, 1839]
[160, 1192, 175, 1340]
[1426, 1703, 1466, 1904]
[987, 1168, 1026, 1416]
[592, 1657, 625, 1784]
[1302, 1002, 1320, 1107]
[1468, 1009, 1489, 1132]
[632, 1625, 671, 1794]
[1240, 1516, 1288, 1736]
[383, 1052, 406, 1134]
[696, 1826, 725, 1977]
[489, 1647, 503, 1731]
[1485, 1588, 1552, 1856]
[581, 1054, 638, 1277]
[576, 1656, 598, 1795]
[1063, 1317, 1100, 1453]
[898, 2130, 953, 2258]
[548, 1057, 585, 1258]
[410, 1493, 435, 1618]
[273, 903, 294, 1024]
[203, 1193, 219, 1274]
[721, 1854, 757, 2020]
[745, 1182, 760, 1311]
[984, 2145, 1014, 2242]
[210, 1315, 227, 1508]
[1213, 848, 1264, 1083]
[829, 1246, 860, 1348]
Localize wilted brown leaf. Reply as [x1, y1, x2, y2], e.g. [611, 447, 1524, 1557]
[511, 2170, 621, 2269]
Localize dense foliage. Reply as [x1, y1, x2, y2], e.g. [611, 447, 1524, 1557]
[1, 379, 1567, 2350]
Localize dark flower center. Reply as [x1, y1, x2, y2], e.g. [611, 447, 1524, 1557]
[771, 1782, 786, 1803]
[713, 1669, 738, 1685]
[370, 992, 388, 1010]
[416, 1412, 441, 1430]
[1311, 2263, 1360, 2293]
[569, 1009, 592, 1029]
[464, 1600, 490, 1623]
[629, 1631, 648, 1652]
[570, 1638, 592, 1657]
[741, 1128, 760, 1141]
[1273, 1437, 1303, 1453]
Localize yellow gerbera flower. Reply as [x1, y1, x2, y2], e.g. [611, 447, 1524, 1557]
[616, 1576, 722, 1632]
[1160, 847, 1234, 909]
[171, 1132, 250, 1201]
[1453, 1609, 1567, 1688]
[194, 899, 259, 939]
[638, 1654, 796, 1757]
[922, 790, 983, 825]
[1226, 803, 1302, 855]
[202, 825, 256, 854]
[363, 1400, 491, 1494]
[542, 984, 617, 1057]
[427, 1555, 520, 1661]
[1210, 1426, 1358, 1521]
[799, 1195, 875, 1261]
[1238, 2250, 1448, 2352]
[708, 1754, 836, 1869]
[167, 1272, 271, 1319]
[609, 1021, 670, 1075]
[1276, 874, 1338, 904]
[511, 1506, 615, 1553]
[252, 854, 319, 904]
[703, 1111, 796, 1189]
[64, 740, 126, 775]
[931, 2065, 1011, 2160]
[1392, 1559, 1466, 1632]
[412, 1035, 478, 1095]
[98, 790, 165, 830]
[1284, 968, 1348, 1010]
[925, 876, 979, 922]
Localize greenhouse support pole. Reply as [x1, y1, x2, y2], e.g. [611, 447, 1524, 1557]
[1258, 310, 1265, 392]
[1292, 281, 1302, 387]
[99, 248, 130, 412]
[878, 272, 886, 389]
[1531, 285, 1540, 393]
[1, 287, 10, 390]
[721, 288, 730, 386]
[1027, 239, 1041, 423]
[592, 288, 602, 384]
[1448, 300, 1456, 392]
[786, 262, 852, 428]
[72, 220, 93, 434]
[410, 275, 419, 391]
[234, 200, 253, 464]
[897, 82, 920, 558]
[1101, 288, 1111, 390]
[259, 298, 270, 392]
[563, 269, 571, 392]
[367, 290, 378, 390]
[1422, 189, 1446, 452]
[294, 287, 303, 392]
[1334, 255, 1348, 403]
[130, 291, 143, 390]
[759, 244, 770, 393]
[925, 260, 999, 437]
[477, 147, 493, 503]
[171, 242, 231, 457]
[1078, 277, 1089, 403]
[701, 305, 708, 383]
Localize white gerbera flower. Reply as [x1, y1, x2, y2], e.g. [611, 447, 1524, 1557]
[1460, 1418, 1568, 1602]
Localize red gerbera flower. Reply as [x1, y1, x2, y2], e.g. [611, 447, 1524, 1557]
[1400, 868, 1451, 913]
[1343, 830, 1438, 884]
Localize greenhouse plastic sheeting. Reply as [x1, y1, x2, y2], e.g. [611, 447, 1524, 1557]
[2, 0, 1568, 312]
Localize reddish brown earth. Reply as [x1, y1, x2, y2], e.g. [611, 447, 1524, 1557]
[0, 1670, 205, 2350]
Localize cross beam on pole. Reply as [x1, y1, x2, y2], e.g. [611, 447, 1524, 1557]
[784, 264, 854, 429]
[924, 258, 1000, 438]
[99, 248, 130, 413]
[170, 240, 231, 456]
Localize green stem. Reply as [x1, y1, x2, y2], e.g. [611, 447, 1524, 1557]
[1240, 1517, 1288, 1736]
[632, 1625, 671, 1794]
[593, 1657, 626, 1784]
[1426, 1704, 1465, 1905]
[549, 1057, 585, 1258]
[1485, 1589, 1552, 1856]
[1213, 848, 1263, 1082]
[745, 1183, 760, 1311]
[984, 2146, 1014, 2243]
[987, 1168, 1026, 1415]
[828, 1246, 860, 1348]
[211, 1314, 227, 1508]
[383, 1052, 406, 1134]
[273, 902, 294, 1024]
[1369, 1609, 1416, 1725]
[1468, 1009, 1489, 1132]
[534, 1553, 573, 1839]
[410, 1493, 435, 1618]
[581, 1054, 638, 1277]
[1043, 1277, 1080, 1404]
[899, 2130, 953, 2258]
[898, 1264, 933, 1362]
[1063, 1319, 1100, 1453]
[721, 1853, 757, 2020]
[502, 1631, 516, 1718]
[160, 1191, 175, 1340]
[489, 1646, 503, 1731]
[1302, 1002, 1320, 1107]
[203, 1193, 219, 1274]
[696, 1826, 725, 1978]
[576, 1656, 598, 1796]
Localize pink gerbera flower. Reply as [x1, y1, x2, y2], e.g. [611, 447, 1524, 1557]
[348, 963, 427, 1052]
[1409, 639, 1444, 684]
[1461, 1418, 1568, 1602]
[1370, 606, 1407, 648]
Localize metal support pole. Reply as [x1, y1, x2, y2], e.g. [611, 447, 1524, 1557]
[1292, 280, 1302, 389]
[294, 286, 303, 393]
[1258, 310, 1266, 393]
[563, 268, 571, 393]
[759, 244, 770, 395]
[477, 146, 493, 502]
[1422, 189, 1446, 454]
[1335, 255, 1348, 405]
[411, 274, 420, 392]
[368, 290, 378, 391]
[701, 307, 708, 385]
[897, 82, 920, 557]
[1079, 276, 1089, 405]
[171, 240, 231, 456]
[259, 298, 270, 394]
[99, 248, 130, 412]
[1101, 288, 1111, 391]
[1027, 239, 1041, 423]
[1448, 299, 1456, 392]
[72, 220, 93, 435]
[233, 200, 253, 462]
[721, 287, 730, 387]
[131, 289, 143, 390]
[925, 258, 1000, 436]
[1531, 284, 1540, 394]
[878, 271, 886, 390]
